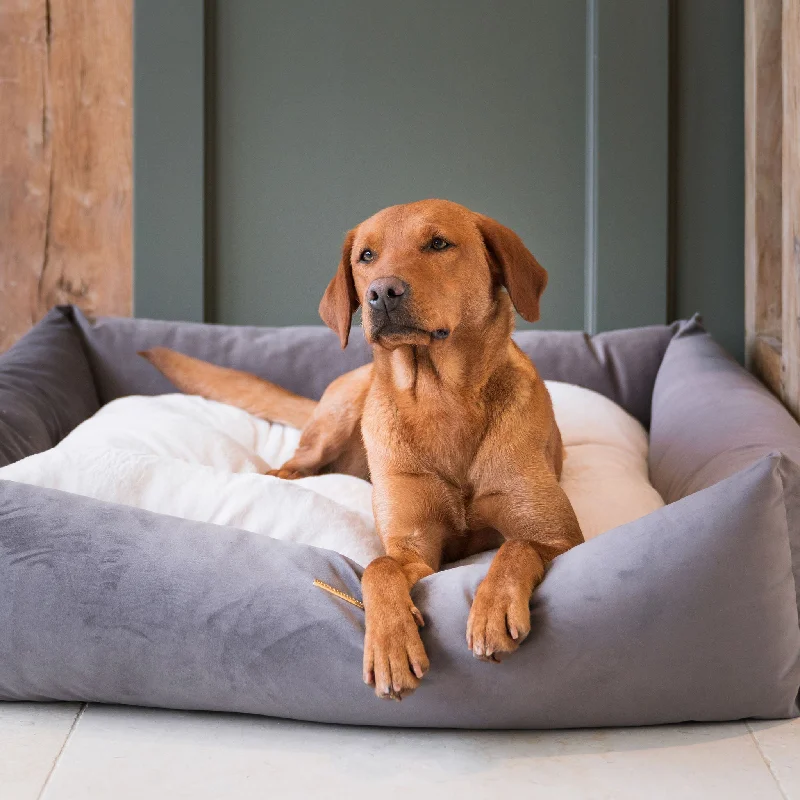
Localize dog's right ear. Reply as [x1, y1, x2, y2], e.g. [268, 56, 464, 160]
[318, 229, 359, 348]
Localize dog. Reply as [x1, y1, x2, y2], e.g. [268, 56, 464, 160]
[141, 199, 584, 700]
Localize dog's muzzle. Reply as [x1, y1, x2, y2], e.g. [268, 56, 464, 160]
[365, 276, 449, 342]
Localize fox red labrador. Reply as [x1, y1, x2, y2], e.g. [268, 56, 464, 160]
[141, 199, 584, 700]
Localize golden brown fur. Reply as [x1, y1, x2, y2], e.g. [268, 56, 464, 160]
[140, 199, 583, 700]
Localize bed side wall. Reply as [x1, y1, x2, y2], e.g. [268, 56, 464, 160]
[0, 307, 99, 467]
[70, 307, 677, 428]
[650, 317, 800, 502]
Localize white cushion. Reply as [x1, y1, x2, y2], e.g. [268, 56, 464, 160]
[0, 383, 662, 564]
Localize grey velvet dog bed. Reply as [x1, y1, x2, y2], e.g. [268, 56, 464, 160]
[0, 305, 798, 728]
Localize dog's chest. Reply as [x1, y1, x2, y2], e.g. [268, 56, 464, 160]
[364, 346, 535, 490]
[364, 384, 490, 483]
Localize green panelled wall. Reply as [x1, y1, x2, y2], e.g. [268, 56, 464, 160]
[595, 0, 668, 333]
[134, 0, 744, 359]
[672, 0, 745, 362]
[133, 0, 206, 323]
[213, 0, 589, 331]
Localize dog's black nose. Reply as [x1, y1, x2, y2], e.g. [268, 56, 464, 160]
[366, 276, 408, 313]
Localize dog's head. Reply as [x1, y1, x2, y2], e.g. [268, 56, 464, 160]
[318, 199, 548, 349]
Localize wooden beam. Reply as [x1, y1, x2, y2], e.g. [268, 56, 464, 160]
[745, 0, 782, 367]
[782, 0, 800, 417]
[751, 333, 783, 397]
[0, 0, 132, 352]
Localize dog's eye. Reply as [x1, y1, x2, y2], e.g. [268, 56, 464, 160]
[359, 249, 375, 263]
[430, 237, 450, 251]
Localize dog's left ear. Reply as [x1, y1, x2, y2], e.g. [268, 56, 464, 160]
[319, 229, 359, 348]
[476, 214, 548, 323]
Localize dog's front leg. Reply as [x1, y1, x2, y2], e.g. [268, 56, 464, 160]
[361, 475, 455, 700]
[269, 364, 372, 480]
[466, 469, 583, 662]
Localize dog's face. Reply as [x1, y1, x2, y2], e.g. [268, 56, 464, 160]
[319, 199, 548, 348]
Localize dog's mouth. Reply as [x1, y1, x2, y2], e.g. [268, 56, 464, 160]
[368, 316, 450, 348]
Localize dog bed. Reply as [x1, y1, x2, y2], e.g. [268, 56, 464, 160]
[0, 305, 798, 728]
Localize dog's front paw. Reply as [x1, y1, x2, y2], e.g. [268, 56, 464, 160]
[466, 579, 531, 662]
[265, 467, 304, 480]
[363, 604, 429, 700]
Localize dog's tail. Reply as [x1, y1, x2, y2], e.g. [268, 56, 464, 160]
[138, 347, 317, 429]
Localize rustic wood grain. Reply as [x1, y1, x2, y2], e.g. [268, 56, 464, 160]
[0, 0, 132, 353]
[745, 0, 782, 364]
[744, 0, 800, 417]
[751, 333, 783, 398]
[782, 0, 800, 418]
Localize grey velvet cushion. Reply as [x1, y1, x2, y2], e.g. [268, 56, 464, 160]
[650, 318, 800, 499]
[0, 307, 798, 728]
[69, 307, 676, 427]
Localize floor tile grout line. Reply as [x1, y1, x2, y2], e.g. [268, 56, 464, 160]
[37, 702, 88, 800]
[746, 721, 790, 800]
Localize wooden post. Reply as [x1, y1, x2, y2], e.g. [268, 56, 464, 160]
[0, 0, 132, 352]
[745, 0, 800, 418]
[745, 0, 783, 395]
[782, 0, 800, 417]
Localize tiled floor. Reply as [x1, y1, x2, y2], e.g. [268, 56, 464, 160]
[1, 702, 798, 799]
